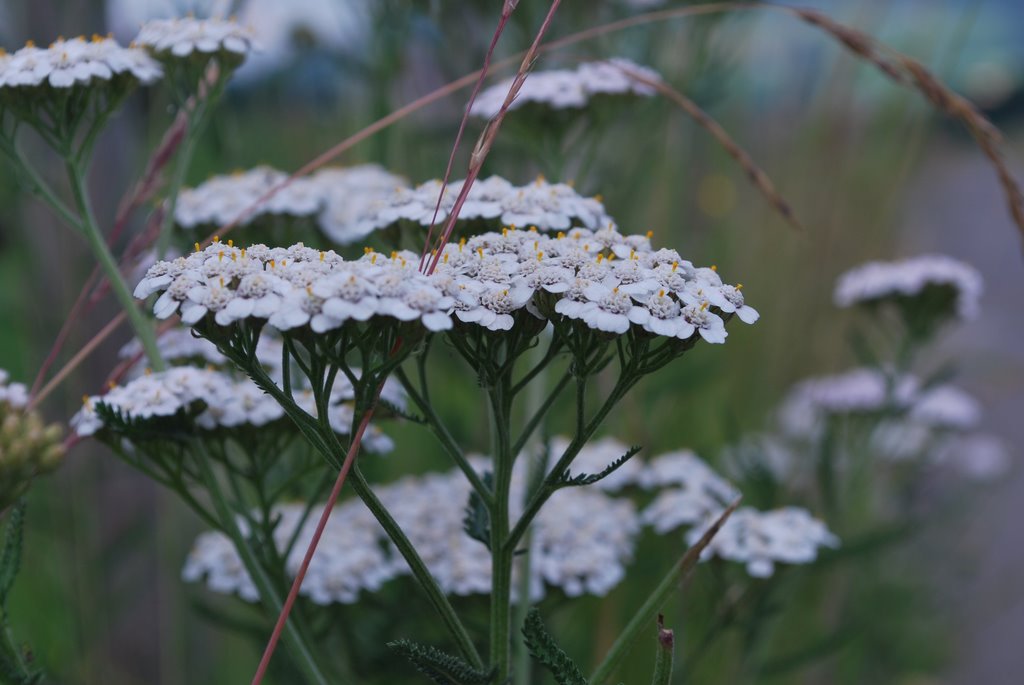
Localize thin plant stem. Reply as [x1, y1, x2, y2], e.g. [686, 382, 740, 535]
[394, 366, 493, 503]
[589, 500, 741, 685]
[65, 159, 165, 370]
[193, 441, 332, 685]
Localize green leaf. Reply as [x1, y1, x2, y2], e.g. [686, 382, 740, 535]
[387, 639, 493, 685]
[557, 445, 642, 488]
[0, 500, 26, 607]
[522, 608, 588, 685]
[463, 471, 493, 550]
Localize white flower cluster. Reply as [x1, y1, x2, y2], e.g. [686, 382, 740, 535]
[183, 451, 642, 603]
[71, 367, 283, 437]
[174, 167, 324, 229]
[173, 169, 616, 244]
[834, 254, 983, 320]
[778, 367, 985, 436]
[470, 58, 661, 119]
[686, 507, 839, 578]
[183, 501, 395, 604]
[638, 449, 741, 533]
[327, 176, 615, 241]
[134, 17, 257, 60]
[313, 165, 411, 244]
[70, 364, 400, 453]
[0, 36, 161, 90]
[0, 370, 28, 410]
[772, 366, 1008, 480]
[777, 368, 920, 439]
[136, 226, 756, 343]
[431, 225, 756, 339]
[173, 164, 410, 243]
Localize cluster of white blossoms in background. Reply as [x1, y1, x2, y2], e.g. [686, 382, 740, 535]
[173, 167, 324, 229]
[833, 254, 983, 320]
[183, 500, 395, 604]
[638, 449, 741, 533]
[135, 223, 756, 343]
[119, 327, 282, 377]
[183, 449, 643, 603]
[470, 58, 661, 119]
[0, 370, 28, 410]
[313, 165, 411, 244]
[777, 367, 921, 439]
[0, 35, 162, 90]
[134, 17, 257, 60]
[769, 365, 1008, 480]
[687, 507, 840, 578]
[70, 363, 400, 453]
[172, 169, 617, 244]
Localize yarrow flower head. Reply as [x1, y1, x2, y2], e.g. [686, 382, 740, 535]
[470, 58, 661, 119]
[174, 166, 323, 231]
[0, 35, 162, 91]
[687, 507, 839, 578]
[320, 174, 615, 242]
[637, 449, 741, 532]
[183, 455, 642, 603]
[777, 367, 920, 440]
[136, 226, 756, 351]
[135, 17, 257, 65]
[1, 370, 64, 510]
[833, 254, 983, 333]
[134, 241, 455, 334]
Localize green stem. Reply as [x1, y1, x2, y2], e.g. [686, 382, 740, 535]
[3, 139, 83, 231]
[395, 367, 492, 504]
[487, 377, 514, 683]
[348, 465, 484, 669]
[65, 159, 166, 370]
[156, 129, 200, 258]
[193, 442, 332, 685]
[242, 354, 483, 668]
[589, 503, 739, 685]
[506, 373, 634, 552]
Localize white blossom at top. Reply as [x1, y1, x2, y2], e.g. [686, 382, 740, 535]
[638, 449, 740, 533]
[174, 167, 323, 229]
[0, 370, 28, 410]
[134, 241, 455, 334]
[0, 35, 162, 90]
[686, 506, 839, 578]
[135, 17, 257, 60]
[833, 254, 983, 320]
[470, 58, 661, 119]
[136, 226, 754, 345]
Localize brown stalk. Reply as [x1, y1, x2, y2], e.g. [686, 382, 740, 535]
[615, 64, 803, 232]
[421, 0, 522, 269]
[788, 7, 1024, 241]
[425, 0, 564, 274]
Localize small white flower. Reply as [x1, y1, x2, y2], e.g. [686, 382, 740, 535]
[470, 58, 661, 119]
[686, 507, 839, 578]
[135, 18, 258, 60]
[833, 254, 983, 321]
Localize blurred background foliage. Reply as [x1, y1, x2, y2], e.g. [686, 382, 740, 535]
[0, 0, 1022, 683]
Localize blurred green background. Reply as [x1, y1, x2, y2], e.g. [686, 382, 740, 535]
[1, 0, 1022, 683]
